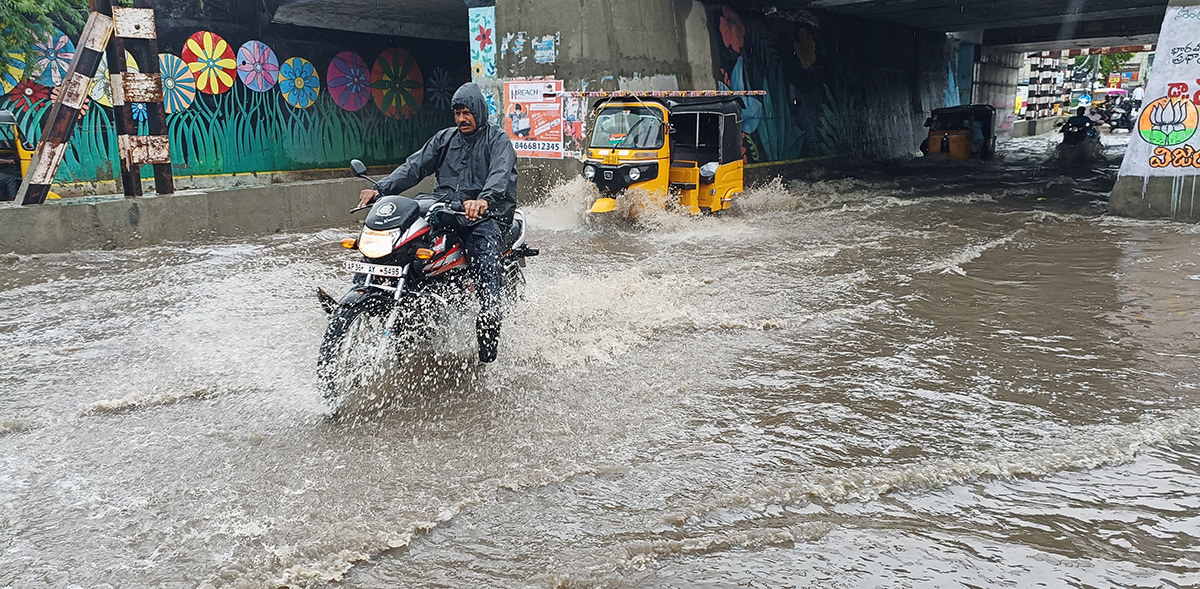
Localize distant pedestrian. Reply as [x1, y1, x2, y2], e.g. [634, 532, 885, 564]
[1131, 85, 1145, 109]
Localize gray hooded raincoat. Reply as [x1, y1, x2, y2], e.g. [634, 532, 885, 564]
[376, 83, 518, 223]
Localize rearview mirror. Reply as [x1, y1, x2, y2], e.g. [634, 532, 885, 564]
[349, 159, 368, 177]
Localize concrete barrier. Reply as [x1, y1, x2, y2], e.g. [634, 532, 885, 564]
[1006, 116, 1067, 138]
[0, 174, 435, 255]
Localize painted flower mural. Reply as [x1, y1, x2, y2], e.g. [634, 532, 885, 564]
[372, 48, 424, 120]
[89, 51, 139, 108]
[468, 6, 497, 80]
[474, 25, 493, 53]
[718, 57, 762, 134]
[279, 57, 320, 109]
[2, 49, 24, 94]
[159, 53, 197, 114]
[236, 40, 279, 92]
[425, 67, 456, 111]
[131, 102, 147, 122]
[719, 7, 745, 54]
[327, 51, 371, 112]
[8, 80, 50, 113]
[182, 31, 236, 95]
[33, 28, 76, 87]
[794, 29, 816, 69]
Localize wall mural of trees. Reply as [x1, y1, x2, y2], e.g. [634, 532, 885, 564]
[707, 5, 955, 163]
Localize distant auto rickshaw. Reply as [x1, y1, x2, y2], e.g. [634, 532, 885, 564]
[920, 105, 996, 161]
[0, 109, 58, 201]
[575, 91, 763, 215]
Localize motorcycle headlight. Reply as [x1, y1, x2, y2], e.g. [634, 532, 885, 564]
[627, 167, 641, 182]
[358, 228, 398, 258]
[583, 165, 596, 179]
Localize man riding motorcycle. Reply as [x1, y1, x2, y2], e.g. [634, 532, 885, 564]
[357, 82, 518, 363]
[1066, 106, 1094, 132]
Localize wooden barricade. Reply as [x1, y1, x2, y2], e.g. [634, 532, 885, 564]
[17, 0, 173, 205]
[17, 12, 113, 205]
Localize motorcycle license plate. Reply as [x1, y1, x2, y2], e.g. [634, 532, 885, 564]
[344, 261, 405, 277]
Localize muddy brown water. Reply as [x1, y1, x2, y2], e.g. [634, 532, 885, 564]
[2, 133, 1199, 588]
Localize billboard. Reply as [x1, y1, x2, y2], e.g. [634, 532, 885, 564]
[503, 79, 563, 159]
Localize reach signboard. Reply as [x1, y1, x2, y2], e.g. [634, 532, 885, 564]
[503, 79, 564, 159]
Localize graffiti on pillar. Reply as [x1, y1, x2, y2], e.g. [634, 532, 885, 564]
[1120, 4, 1200, 178]
[0, 23, 467, 186]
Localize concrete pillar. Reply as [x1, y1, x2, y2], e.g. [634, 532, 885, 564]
[973, 47, 1021, 136]
[493, 0, 715, 195]
[1111, 0, 1200, 221]
[495, 0, 710, 92]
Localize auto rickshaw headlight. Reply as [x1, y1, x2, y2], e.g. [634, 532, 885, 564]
[627, 167, 641, 182]
[583, 165, 596, 179]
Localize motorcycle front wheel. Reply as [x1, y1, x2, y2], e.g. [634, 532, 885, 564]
[317, 298, 394, 412]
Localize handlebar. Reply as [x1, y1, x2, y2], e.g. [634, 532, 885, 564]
[350, 198, 496, 222]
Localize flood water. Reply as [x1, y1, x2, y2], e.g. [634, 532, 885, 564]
[2, 133, 1199, 588]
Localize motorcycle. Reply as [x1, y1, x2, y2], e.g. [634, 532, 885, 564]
[316, 159, 538, 409]
[1057, 121, 1101, 164]
[1108, 105, 1134, 133]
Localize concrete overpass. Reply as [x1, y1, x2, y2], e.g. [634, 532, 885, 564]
[759, 0, 1165, 52]
[260, 0, 1167, 51]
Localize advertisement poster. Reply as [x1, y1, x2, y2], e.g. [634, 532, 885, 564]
[503, 79, 563, 159]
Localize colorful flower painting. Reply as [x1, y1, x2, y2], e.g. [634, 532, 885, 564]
[182, 31, 236, 95]
[327, 51, 370, 112]
[719, 7, 745, 54]
[236, 40, 279, 92]
[2, 49, 24, 94]
[159, 53, 197, 114]
[718, 57, 762, 134]
[131, 102, 148, 122]
[425, 67, 456, 111]
[7, 80, 50, 113]
[468, 6, 497, 81]
[474, 25, 493, 53]
[372, 48, 423, 120]
[33, 28, 76, 87]
[280, 57, 320, 109]
[89, 51, 139, 108]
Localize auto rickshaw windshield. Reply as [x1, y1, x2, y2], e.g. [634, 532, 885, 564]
[590, 106, 664, 149]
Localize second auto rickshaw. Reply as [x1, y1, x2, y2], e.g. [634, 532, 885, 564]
[574, 90, 764, 215]
[920, 104, 997, 161]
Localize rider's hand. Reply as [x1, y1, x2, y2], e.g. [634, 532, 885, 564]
[358, 189, 378, 207]
[463, 199, 489, 220]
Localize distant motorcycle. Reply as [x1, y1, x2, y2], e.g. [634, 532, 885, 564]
[1108, 105, 1134, 133]
[1057, 121, 1101, 164]
[316, 159, 538, 409]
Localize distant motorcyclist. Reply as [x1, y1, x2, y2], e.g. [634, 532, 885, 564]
[1066, 106, 1094, 131]
[357, 83, 518, 363]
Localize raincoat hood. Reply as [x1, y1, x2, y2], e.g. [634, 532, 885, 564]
[451, 83, 490, 131]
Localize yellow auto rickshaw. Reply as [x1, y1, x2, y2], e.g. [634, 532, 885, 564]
[920, 104, 996, 161]
[576, 91, 762, 214]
